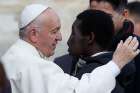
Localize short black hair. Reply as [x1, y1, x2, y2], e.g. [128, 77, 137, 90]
[90, 0, 128, 11]
[76, 9, 114, 49]
[126, 1, 140, 17]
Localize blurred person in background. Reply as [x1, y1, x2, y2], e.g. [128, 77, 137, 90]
[89, 0, 134, 50]
[0, 62, 11, 93]
[125, 1, 140, 37]
[125, 2, 140, 93]
[89, 0, 127, 34]
[1, 3, 139, 93]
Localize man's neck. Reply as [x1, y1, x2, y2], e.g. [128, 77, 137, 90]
[82, 44, 105, 57]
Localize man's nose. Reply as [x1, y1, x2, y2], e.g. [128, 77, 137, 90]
[56, 31, 62, 41]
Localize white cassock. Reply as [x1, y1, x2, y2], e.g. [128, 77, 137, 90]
[1, 39, 120, 93]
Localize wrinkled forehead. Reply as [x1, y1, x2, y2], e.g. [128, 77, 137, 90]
[35, 8, 61, 32]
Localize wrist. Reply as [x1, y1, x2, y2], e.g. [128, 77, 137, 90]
[106, 60, 120, 77]
[112, 59, 125, 70]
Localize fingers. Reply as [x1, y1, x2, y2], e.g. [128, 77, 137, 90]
[132, 40, 139, 51]
[123, 36, 133, 46]
[123, 36, 140, 56]
[113, 36, 140, 69]
[123, 36, 139, 51]
[135, 49, 140, 56]
[132, 37, 139, 51]
[116, 40, 122, 50]
[128, 37, 138, 50]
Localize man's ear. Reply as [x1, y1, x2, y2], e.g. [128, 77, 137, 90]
[28, 29, 39, 43]
[86, 32, 95, 45]
[122, 9, 129, 18]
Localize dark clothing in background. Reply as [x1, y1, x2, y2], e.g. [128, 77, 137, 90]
[133, 36, 140, 93]
[0, 80, 11, 93]
[0, 62, 11, 93]
[109, 20, 140, 93]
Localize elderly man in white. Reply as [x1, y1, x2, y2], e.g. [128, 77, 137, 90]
[1, 4, 140, 93]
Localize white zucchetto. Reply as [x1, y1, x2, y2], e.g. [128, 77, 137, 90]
[19, 4, 49, 29]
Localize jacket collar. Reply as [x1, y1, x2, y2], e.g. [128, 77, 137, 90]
[91, 51, 110, 57]
[81, 51, 113, 65]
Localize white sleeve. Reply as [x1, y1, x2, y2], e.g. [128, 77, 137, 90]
[40, 60, 120, 93]
[11, 60, 120, 93]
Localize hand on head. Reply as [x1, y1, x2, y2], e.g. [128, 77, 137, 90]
[112, 36, 140, 69]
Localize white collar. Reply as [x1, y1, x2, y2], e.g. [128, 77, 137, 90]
[91, 51, 109, 57]
[16, 39, 47, 59]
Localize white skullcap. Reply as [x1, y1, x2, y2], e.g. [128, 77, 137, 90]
[19, 4, 49, 29]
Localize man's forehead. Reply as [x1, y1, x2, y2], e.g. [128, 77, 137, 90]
[90, 1, 114, 14]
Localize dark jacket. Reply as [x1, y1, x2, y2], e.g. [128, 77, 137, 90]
[54, 54, 78, 75]
[133, 35, 140, 93]
[111, 33, 140, 93]
[75, 52, 136, 93]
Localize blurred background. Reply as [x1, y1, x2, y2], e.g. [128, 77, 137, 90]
[0, 0, 137, 60]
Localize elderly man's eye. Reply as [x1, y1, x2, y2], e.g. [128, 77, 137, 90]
[51, 30, 57, 34]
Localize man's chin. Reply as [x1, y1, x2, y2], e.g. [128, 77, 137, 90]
[68, 49, 72, 55]
[67, 49, 72, 55]
[68, 51, 78, 57]
[46, 51, 55, 57]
